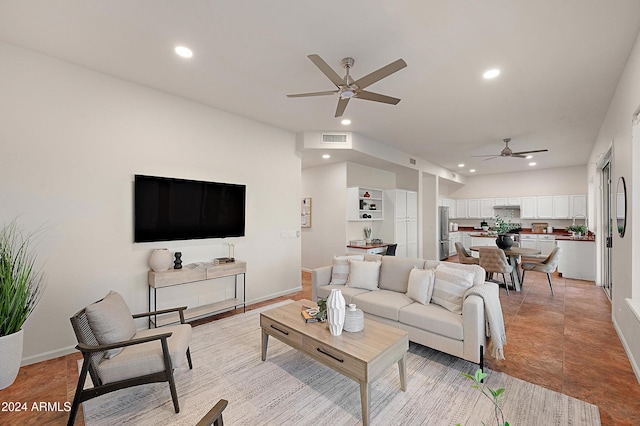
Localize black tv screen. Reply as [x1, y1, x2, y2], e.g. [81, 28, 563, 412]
[134, 175, 246, 242]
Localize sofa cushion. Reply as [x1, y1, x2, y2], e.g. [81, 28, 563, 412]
[352, 290, 413, 321]
[379, 256, 426, 293]
[316, 284, 370, 303]
[406, 267, 435, 305]
[330, 255, 364, 285]
[399, 302, 464, 340]
[346, 259, 381, 290]
[85, 291, 137, 359]
[425, 261, 485, 286]
[431, 264, 475, 314]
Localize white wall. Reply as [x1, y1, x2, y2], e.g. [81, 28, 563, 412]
[588, 29, 640, 380]
[0, 42, 302, 364]
[449, 165, 587, 198]
[301, 162, 348, 270]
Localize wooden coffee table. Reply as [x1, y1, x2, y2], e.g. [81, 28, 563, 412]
[260, 299, 409, 425]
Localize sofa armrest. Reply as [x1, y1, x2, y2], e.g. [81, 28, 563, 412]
[462, 294, 486, 364]
[311, 265, 332, 301]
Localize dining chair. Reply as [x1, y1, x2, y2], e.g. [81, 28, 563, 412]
[385, 243, 398, 256]
[479, 247, 512, 295]
[521, 247, 561, 295]
[455, 242, 479, 265]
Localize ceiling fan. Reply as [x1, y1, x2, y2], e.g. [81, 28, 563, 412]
[472, 138, 548, 161]
[287, 54, 407, 117]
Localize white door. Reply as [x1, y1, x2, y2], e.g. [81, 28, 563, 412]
[406, 191, 418, 219]
[395, 218, 408, 257]
[395, 190, 407, 219]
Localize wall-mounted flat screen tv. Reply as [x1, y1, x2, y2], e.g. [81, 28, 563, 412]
[134, 175, 246, 243]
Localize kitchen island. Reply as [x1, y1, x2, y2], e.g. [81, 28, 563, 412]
[556, 237, 596, 281]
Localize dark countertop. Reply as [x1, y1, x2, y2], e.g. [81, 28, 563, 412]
[346, 243, 390, 249]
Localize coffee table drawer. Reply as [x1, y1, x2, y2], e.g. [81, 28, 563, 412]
[303, 336, 365, 380]
[261, 316, 303, 348]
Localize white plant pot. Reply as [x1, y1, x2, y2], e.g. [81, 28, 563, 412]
[149, 248, 173, 272]
[326, 289, 346, 336]
[0, 329, 24, 390]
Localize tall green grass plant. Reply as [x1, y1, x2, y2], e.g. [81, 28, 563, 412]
[0, 220, 46, 337]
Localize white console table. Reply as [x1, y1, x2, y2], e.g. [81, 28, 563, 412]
[148, 261, 246, 327]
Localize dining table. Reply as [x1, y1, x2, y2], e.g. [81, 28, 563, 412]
[469, 246, 541, 291]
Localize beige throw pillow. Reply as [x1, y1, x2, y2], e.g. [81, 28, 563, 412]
[406, 267, 436, 305]
[85, 291, 137, 359]
[431, 264, 475, 314]
[330, 255, 364, 285]
[346, 259, 381, 290]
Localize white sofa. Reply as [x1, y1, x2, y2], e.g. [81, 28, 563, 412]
[311, 254, 490, 367]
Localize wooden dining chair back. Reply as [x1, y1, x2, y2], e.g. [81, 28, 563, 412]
[455, 242, 479, 265]
[521, 247, 561, 295]
[479, 247, 513, 295]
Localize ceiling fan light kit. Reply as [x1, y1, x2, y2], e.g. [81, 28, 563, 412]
[287, 54, 407, 117]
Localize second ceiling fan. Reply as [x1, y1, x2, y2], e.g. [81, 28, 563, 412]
[287, 54, 407, 117]
[473, 138, 548, 160]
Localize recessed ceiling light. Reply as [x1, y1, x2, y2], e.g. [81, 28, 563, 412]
[175, 46, 193, 58]
[322, 154, 331, 159]
[458, 163, 465, 168]
[469, 169, 476, 173]
[341, 119, 351, 125]
[529, 162, 536, 166]
[526, 155, 533, 159]
[483, 68, 500, 79]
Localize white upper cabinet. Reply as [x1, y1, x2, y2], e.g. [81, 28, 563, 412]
[552, 195, 570, 218]
[455, 199, 468, 218]
[521, 197, 537, 218]
[507, 197, 522, 206]
[536, 196, 554, 218]
[570, 194, 587, 217]
[480, 198, 494, 218]
[467, 199, 481, 218]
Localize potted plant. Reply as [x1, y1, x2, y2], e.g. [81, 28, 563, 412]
[0, 220, 46, 390]
[493, 215, 514, 249]
[480, 220, 489, 231]
[566, 224, 587, 237]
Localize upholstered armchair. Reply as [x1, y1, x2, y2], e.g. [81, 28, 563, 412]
[68, 291, 193, 426]
[455, 242, 480, 265]
[479, 247, 513, 295]
[521, 247, 561, 295]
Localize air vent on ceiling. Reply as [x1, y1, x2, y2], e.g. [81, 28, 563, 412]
[322, 133, 348, 143]
[409, 158, 416, 165]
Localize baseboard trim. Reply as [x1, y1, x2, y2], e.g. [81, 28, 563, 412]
[612, 313, 640, 384]
[246, 286, 302, 305]
[21, 345, 77, 367]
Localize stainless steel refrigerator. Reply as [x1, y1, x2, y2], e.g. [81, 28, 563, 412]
[438, 206, 449, 260]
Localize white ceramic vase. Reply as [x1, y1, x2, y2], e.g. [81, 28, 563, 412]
[149, 248, 173, 272]
[326, 289, 346, 336]
[0, 329, 24, 390]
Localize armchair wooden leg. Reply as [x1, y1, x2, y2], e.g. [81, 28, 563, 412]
[502, 273, 510, 296]
[161, 338, 180, 413]
[546, 273, 555, 296]
[186, 347, 193, 369]
[68, 353, 91, 426]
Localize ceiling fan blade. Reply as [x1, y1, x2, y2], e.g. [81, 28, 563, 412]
[353, 59, 407, 90]
[511, 149, 549, 155]
[307, 54, 345, 87]
[483, 156, 499, 161]
[287, 90, 339, 98]
[335, 97, 350, 117]
[471, 154, 499, 157]
[512, 154, 528, 158]
[356, 90, 401, 105]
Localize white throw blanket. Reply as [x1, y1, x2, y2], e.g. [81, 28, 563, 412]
[464, 283, 507, 360]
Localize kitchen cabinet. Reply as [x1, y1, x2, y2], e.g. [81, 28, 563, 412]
[507, 197, 522, 206]
[520, 234, 556, 256]
[461, 232, 472, 249]
[553, 195, 570, 218]
[383, 189, 418, 257]
[347, 187, 383, 221]
[536, 196, 554, 218]
[521, 197, 537, 218]
[571, 194, 587, 217]
[471, 236, 497, 248]
[467, 199, 481, 218]
[449, 232, 460, 256]
[480, 198, 494, 218]
[455, 199, 468, 219]
[557, 240, 595, 280]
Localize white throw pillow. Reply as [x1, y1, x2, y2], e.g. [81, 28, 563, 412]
[330, 255, 364, 285]
[85, 291, 137, 359]
[346, 259, 381, 290]
[431, 264, 475, 314]
[406, 267, 436, 305]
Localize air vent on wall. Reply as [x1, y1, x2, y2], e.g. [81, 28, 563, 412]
[322, 133, 348, 143]
[409, 158, 416, 165]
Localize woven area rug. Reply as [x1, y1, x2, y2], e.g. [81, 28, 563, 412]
[83, 300, 600, 425]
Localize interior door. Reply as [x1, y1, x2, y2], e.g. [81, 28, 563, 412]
[601, 157, 613, 299]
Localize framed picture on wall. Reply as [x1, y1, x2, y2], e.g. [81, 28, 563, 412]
[301, 197, 312, 228]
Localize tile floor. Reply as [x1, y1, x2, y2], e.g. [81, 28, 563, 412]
[1, 267, 639, 425]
